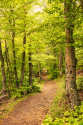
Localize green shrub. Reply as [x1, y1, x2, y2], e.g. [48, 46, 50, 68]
[11, 86, 32, 99]
[32, 85, 41, 92]
[11, 84, 41, 99]
[50, 69, 60, 79]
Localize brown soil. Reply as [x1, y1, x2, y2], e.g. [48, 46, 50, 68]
[0, 78, 57, 125]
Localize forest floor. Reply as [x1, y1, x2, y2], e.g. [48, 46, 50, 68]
[0, 76, 57, 125]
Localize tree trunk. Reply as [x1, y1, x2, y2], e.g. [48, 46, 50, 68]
[28, 52, 33, 86]
[64, 0, 81, 109]
[12, 19, 19, 89]
[0, 41, 6, 95]
[5, 40, 12, 97]
[20, 33, 26, 87]
[38, 62, 42, 81]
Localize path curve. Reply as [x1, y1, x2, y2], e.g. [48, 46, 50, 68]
[0, 79, 57, 125]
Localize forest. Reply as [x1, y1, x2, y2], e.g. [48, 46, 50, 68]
[0, 0, 83, 125]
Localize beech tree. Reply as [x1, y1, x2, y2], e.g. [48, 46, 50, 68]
[0, 41, 6, 95]
[64, 0, 81, 109]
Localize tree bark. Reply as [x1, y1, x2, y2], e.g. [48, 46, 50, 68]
[12, 19, 19, 89]
[5, 40, 12, 97]
[38, 62, 42, 81]
[20, 33, 26, 87]
[28, 52, 33, 87]
[0, 41, 6, 95]
[64, 0, 81, 109]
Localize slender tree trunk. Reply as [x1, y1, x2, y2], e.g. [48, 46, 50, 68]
[28, 52, 33, 86]
[64, 0, 81, 109]
[5, 40, 12, 97]
[5, 40, 9, 74]
[19, 5, 27, 87]
[20, 33, 26, 87]
[12, 19, 19, 89]
[0, 41, 6, 95]
[38, 62, 42, 81]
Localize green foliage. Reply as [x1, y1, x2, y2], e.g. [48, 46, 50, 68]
[41, 76, 83, 125]
[49, 78, 65, 119]
[42, 103, 83, 125]
[11, 86, 32, 99]
[32, 85, 41, 93]
[32, 78, 41, 92]
[0, 0, 82, 117]
[42, 115, 52, 125]
[47, 60, 60, 79]
[50, 69, 60, 79]
[10, 77, 41, 99]
[11, 84, 41, 100]
[76, 76, 83, 90]
[42, 77, 83, 125]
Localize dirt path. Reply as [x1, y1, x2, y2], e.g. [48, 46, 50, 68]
[0, 78, 57, 125]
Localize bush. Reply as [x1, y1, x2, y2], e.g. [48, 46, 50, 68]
[50, 69, 60, 79]
[32, 85, 41, 93]
[11, 86, 32, 99]
[11, 84, 41, 99]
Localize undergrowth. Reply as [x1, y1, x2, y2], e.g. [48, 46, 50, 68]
[42, 76, 83, 125]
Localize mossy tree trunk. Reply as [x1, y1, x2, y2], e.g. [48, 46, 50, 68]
[64, 0, 81, 109]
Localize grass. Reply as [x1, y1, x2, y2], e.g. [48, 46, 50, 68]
[50, 77, 66, 119]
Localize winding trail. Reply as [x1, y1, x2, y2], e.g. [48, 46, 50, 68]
[0, 77, 57, 125]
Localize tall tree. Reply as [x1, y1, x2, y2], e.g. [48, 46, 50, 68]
[0, 41, 6, 95]
[5, 40, 12, 96]
[12, 19, 19, 89]
[28, 45, 33, 87]
[19, 4, 27, 87]
[20, 32, 26, 87]
[64, 0, 81, 109]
